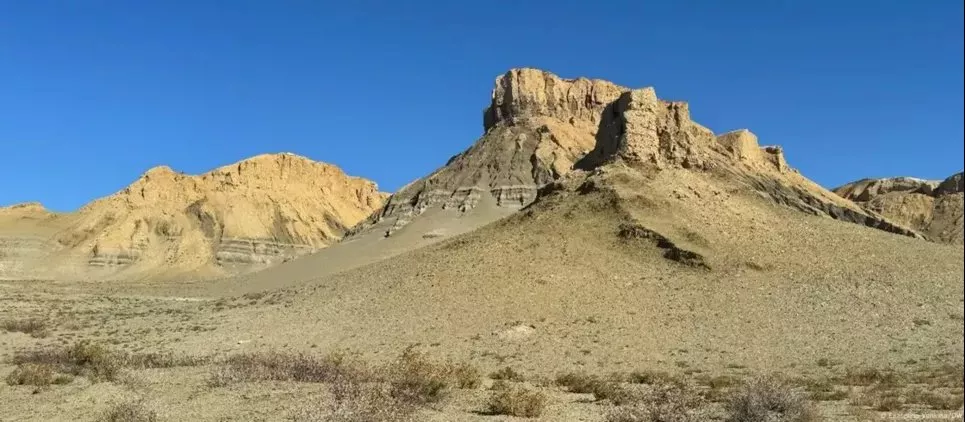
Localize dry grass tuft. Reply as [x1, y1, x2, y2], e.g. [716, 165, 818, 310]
[102, 400, 158, 422]
[447, 361, 482, 389]
[625, 369, 678, 385]
[839, 368, 900, 387]
[321, 376, 416, 422]
[556, 371, 602, 394]
[903, 387, 964, 410]
[486, 384, 547, 418]
[490, 366, 525, 382]
[1, 317, 50, 338]
[555, 372, 633, 403]
[850, 382, 904, 412]
[726, 376, 817, 422]
[208, 350, 357, 386]
[384, 347, 455, 406]
[605, 380, 708, 422]
[4, 363, 73, 386]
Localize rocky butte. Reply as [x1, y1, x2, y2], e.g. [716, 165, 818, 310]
[351, 68, 919, 246]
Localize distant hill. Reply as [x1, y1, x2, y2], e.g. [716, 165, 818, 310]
[834, 172, 964, 243]
[0, 153, 387, 281]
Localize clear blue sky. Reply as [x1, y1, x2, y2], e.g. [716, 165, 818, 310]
[2, 1, 962, 212]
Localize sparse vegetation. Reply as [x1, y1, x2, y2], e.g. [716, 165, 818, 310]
[903, 387, 965, 410]
[385, 347, 455, 406]
[10, 341, 205, 384]
[809, 389, 848, 401]
[4, 363, 73, 386]
[102, 400, 158, 422]
[839, 368, 900, 387]
[555, 371, 602, 393]
[321, 376, 416, 422]
[605, 379, 708, 422]
[208, 350, 357, 386]
[625, 369, 678, 385]
[486, 383, 547, 417]
[696, 374, 740, 390]
[726, 376, 817, 422]
[490, 366, 525, 382]
[1, 317, 50, 338]
[447, 361, 482, 389]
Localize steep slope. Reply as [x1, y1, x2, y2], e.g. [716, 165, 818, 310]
[181, 74, 962, 375]
[0, 153, 388, 281]
[834, 172, 964, 243]
[170, 68, 928, 301]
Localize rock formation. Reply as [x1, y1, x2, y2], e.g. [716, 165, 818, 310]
[834, 172, 964, 243]
[0, 153, 388, 280]
[352, 68, 918, 249]
[354, 69, 629, 237]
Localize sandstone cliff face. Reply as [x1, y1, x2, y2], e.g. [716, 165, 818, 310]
[834, 173, 964, 243]
[0, 153, 388, 280]
[0, 203, 63, 279]
[358, 69, 629, 236]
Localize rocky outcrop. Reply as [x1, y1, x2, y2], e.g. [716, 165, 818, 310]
[935, 172, 963, 196]
[356, 69, 631, 238]
[483, 68, 626, 131]
[834, 172, 964, 243]
[570, 83, 914, 240]
[834, 177, 941, 202]
[352, 68, 922, 244]
[0, 153, 388, 280]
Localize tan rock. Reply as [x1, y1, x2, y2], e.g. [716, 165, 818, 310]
[358, 69, 630, 238]
[834, 172, 963, 243]
[1, 153, 388, 280]
[355, 68, 921, 251]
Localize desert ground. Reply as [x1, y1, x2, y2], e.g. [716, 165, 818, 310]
[2, 69, 963, 421]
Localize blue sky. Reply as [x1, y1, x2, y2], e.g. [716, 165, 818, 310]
[1, 1, 962, 212]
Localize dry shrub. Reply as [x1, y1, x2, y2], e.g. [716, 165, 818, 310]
[321, 376, 416, 422]
[447, 361, 481, 389]
[487, 384, 547, 417]
[490, 366, 525, 382]
[908, 363, 965, 388]
[592, 382, 643, 405]
[556, 372, 602, 393]
[12, 341, 205, 384]
[809, 389, 848, 402]
[5, 363, 73, 386]
[208, 350, 358, 386]
[1, 317, 50, 338]
[124, 351, 207, 369]
[385, 347, 453, 406]
[839, 368, 900, 387]
[726, 376, 818, 422]
[557, 372, 666, 405]
[605, 380, 708, 422]
[696, 374, 740, 390]
[903, 387, 964, 410]
[625, 370, 678, 385]
[13, 341, 122, 382]
[850, 383, 904, 412]
[871, 396, 903, 412]
[102, 400, 158, 422]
